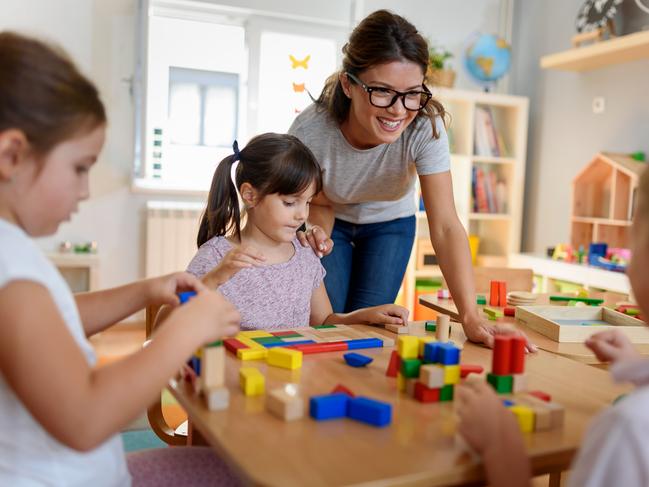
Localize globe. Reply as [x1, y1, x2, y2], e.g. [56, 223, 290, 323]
[464, 33, 511, 90]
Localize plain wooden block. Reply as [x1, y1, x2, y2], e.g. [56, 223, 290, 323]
[266, 387, 304, 421]
[204, 386, 229, 411]
[419, 364, 445, 388]
[366, 331, 395, 347]
[201, 345, 225, 390]
[512, 373, 527, 393]
[436, 314, 450, 342]
[386, 324, 410, 334]
[406, 378, 417, 397]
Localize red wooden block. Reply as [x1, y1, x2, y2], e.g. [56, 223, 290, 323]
[331, 384, 355, 397]
[529, 390, 552, 402]
[385, 350, 401, 377]
[460, 364, 484, 378]
[504, 306, 516, 317]
[270, 330, 303, 337]
[489, 280, 499, 306]
[288, 342, 349, 354]
[498, 281, 507, 307]
[510, 336, 526, 374]
[492, 336, 512, 375]
[223, 338, 248, 355]
[414, 382, 440, 403]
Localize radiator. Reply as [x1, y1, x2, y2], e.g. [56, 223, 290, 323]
[145, 201, 205, 278]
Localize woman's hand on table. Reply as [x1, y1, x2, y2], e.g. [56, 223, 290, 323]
[462, 314, 538, 353]
[297, 225, 333, 258]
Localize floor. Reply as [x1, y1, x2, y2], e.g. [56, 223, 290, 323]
[90, 322, 146, 366]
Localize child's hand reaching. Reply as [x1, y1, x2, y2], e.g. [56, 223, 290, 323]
[585, 330, 640, 364]
[356, 304, 409, 326]
[203, 245, 266, 287]
[146, 272, 208, 307]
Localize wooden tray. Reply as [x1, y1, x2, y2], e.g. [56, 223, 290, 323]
[515, 306, 649, 343]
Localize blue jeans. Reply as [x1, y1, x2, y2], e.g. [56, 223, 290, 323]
[322, 216, 416, 313]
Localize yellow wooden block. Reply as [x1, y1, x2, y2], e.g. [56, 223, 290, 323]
[510, 405, 534, 433]
[397, 336, 419, 359]
[235, 336, 266, 349]
[267, 347, 302, 370]
[397, 372, 406, 392]
[237, 348, 268, 361]
[418, 336, 436, 357]
[443, 365, 460, 385]
[238, 330, 273, 338]
[239, 367, 265, 396]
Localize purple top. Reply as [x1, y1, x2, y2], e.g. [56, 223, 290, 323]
[186, 237, 326, 330]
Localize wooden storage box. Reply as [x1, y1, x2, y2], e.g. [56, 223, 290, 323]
[515, 305, 649, 343]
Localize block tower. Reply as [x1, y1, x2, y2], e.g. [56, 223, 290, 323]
[487, 335, 526, 394]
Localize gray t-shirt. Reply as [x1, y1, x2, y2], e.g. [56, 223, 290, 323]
[186, 237, 325, 330]
[288, 104, 450, 224]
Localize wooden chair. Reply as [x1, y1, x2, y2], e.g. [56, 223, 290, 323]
[443, 267, 534, 294]
[145, 304, 188, 446]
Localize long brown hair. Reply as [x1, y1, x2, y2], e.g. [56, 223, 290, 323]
[0, 32, 106, 155]
[197, 133, 323, 247]
[316, 9, 447, 138]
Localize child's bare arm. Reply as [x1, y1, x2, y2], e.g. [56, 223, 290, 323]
[456, 380, 531, 487]
[75, 272, 205, 336]
[309, 284, 334, 325]
[0, 281, 239, 452]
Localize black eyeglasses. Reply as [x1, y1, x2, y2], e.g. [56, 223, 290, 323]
[345, 72, 432, 111]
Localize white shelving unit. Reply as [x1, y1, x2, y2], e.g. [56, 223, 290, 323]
[402, 88, 529, 317]
[47, 252, 100, 292]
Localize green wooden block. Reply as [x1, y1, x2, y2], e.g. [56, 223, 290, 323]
[206, 340, 223, 347]
[487, 373, 513, 394]
[625, 308, 641, 316]
[425, 321, 437, 332]
[549, 295, 603, 305]
[253, 336, 284, 344]
[483, 306, 503, 318]
[401, 358, 422, 378]
[440, 384, 454, 401]
[312, 324, 337, 329]
[476, 295, 487, 305]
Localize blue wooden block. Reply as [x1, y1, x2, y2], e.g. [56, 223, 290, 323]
[347, 396, 392, 427]
[437, 343, 460, 365]
[178, 291, 197, 304]
[503, 399, 515, 407]
[263, 340, 315, 348]
[343, 352, 373, 367]
[423, 342, 440, 363]
[346, 338, 383, 350]
[309, 393, 349, 420]
[189, 356, 201, 375]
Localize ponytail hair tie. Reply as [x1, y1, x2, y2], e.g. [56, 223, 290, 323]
[232, 140, 241, 162]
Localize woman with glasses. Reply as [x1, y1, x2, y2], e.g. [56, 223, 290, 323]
[290, 9, 533, 350]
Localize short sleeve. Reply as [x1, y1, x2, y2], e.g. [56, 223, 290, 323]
[568, 408, 649, 487]
[186, 241, 224, 279]
[312, 260, 326, 291]
[412, 115, 451, 176]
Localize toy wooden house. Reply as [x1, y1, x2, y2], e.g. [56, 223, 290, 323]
[571, 152, 646, 249]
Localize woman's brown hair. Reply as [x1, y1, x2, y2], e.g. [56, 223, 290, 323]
[316, 9, 447, 138]
[0, 31, 106, 155]
[197, 133, 323, 247]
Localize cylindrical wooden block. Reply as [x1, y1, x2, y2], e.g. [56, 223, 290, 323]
[510, 336, 526, 374]
[436, 314, 450, 342]
[492, 336, 511, 375]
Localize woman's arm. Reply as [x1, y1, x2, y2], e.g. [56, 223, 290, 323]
[0, 281, 239, 452]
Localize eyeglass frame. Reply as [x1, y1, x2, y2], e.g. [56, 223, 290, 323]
[345, 72, 432, 111]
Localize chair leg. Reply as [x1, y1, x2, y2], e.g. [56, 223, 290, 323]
[147, 391, 188, 446]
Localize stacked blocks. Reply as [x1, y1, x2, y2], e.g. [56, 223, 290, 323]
[392, 335, 461, 403]
[200, 341, 229, 411]
[487, 335, 526, 394]
[309, 393, 392, 427]
[505, 393, 565, 433]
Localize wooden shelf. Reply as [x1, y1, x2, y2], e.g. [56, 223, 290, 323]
[469, 212, 512, 221]
[572, 216, 632, 226]
[540, 30, 649, 72]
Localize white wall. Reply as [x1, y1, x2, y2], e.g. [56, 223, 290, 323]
[0, 0, 505, 293]
[510, 0, 649, 253]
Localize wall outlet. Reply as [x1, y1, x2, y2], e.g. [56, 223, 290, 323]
[592, 97, 605, 114]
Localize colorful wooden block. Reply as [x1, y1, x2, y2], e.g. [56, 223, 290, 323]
[460, 364, 484, 378]
[267, 347, 303, 370]
[266, 387, 304, 421]
[366, 332, 395, 347]
[414, 382, 440, 403]
[239, 367, 265, 396]
[439, 384, 454, 401]
[309, 393, 349, 420]
[237, 348, 268, 361]
[270, 331, 303, 338]
[331, 384, 355, 397]
[443, 365, 460, 385]
[346, 338, 383, 350]
[397, 372, 406, 392]
[423, 342, 440, 363]
[504, 306, 516, 317]
[347, 397, 392, 427]
[487, 373, 513, 394]
[419, 364, 445, 388]
[528, 390, 552, 402]
[492, 336, 512, 375]
[498, 281, 507, 307]
[418, 336, 436, 357]
[344, 352, 373, 367]
[289, 342, 348, 354]
[425, 321, 437, 332]
[510, 336, 526, 374]
[401, 358, 422, 378]
[385, 350, 400, 377]
[397, 336, 419, 359]
[223, 338, 248, 355]
[253, 336, 284, 345]
[437, 343, 460, 365]
[510, 405, 534, 433]
[239, 330, 273, 338]
[490, 280, 499, 306]
[476, 295, 487, 305]
[483, 306, 504, 318]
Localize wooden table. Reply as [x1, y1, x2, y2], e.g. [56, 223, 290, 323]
[419, 293, 649, 365]
[169, 323, 628, 486]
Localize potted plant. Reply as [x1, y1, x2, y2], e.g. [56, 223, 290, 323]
[426, 43, 455, 88]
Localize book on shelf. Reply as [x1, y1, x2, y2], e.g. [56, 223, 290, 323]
[473, 106, 508, 158]
[471, 166, 507, 214]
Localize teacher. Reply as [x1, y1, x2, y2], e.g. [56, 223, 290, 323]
[292, 10, 533, 349]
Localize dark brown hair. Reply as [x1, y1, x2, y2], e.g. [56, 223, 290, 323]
[197, 133, 323, 247]
[316, 10, 447, 138]
[0, 32, 106, 155]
